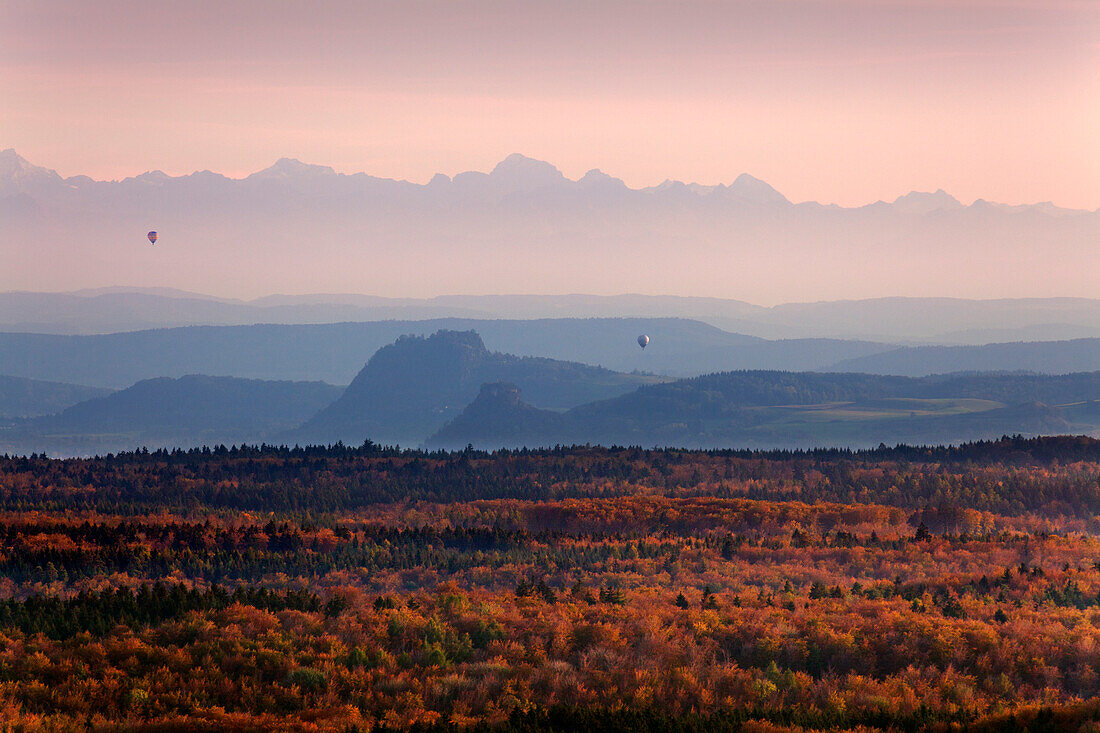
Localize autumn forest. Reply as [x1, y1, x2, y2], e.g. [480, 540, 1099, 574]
[0, 437, 1096, 730]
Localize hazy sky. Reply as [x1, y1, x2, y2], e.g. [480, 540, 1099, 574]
[2, 0, 1098, 208]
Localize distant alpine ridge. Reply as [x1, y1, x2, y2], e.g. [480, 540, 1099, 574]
[3, 148, 1097, 302]
[7, 148, 1092, 213]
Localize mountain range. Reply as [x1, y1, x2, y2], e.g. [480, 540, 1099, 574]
[3, 149, 1097, 304]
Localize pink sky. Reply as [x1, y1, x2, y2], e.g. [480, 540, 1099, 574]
[2, 0, 1098, 208]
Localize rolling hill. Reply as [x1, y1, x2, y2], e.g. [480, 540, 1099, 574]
[0, 375, 111, 419]
[0, 319, 891, 386]
[3, 288, 1100, 345]
[825, 339, 1100, 376]
[428, 370, 1100, 450]
[5, 320, 1100, 390]
[1, 375, 341, 456]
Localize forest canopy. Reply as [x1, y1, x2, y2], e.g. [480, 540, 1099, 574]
[0, 436, 1098, 730]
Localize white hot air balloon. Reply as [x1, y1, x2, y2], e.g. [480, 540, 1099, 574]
[637, 334, 650, 349]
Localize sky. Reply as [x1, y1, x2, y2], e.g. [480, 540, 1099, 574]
[2, 0, 1098, 209]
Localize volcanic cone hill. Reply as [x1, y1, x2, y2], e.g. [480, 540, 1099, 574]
[290, 330, 663, 446]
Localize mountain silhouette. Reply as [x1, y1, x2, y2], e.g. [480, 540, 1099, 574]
[290, 330, 661, 446]
[4, 149, 1096, 302]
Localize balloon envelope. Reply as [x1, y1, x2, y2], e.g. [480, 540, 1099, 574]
[147, 231, 158, 244]
[637, 334, 650, 349]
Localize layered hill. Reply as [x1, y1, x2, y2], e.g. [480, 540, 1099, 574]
[428, 370, 1100, 450]
[0, 375, 111, 419]
[0, 319, 892, 387]
[4, 289, 1100, 345]
[828, 339, 1100, 377]
[290, 330, 664, 446]
[2, 375, 340, 456]
[5, 331, 1099, 455]
[5, 319, 1100, 390]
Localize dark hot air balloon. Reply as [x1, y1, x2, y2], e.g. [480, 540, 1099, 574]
[147, 231, 158, 245]
[637, 334, 650, 349]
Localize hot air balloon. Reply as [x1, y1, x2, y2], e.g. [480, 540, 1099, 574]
[147, 231, 158, 245]
[637, 334, 650, 349]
